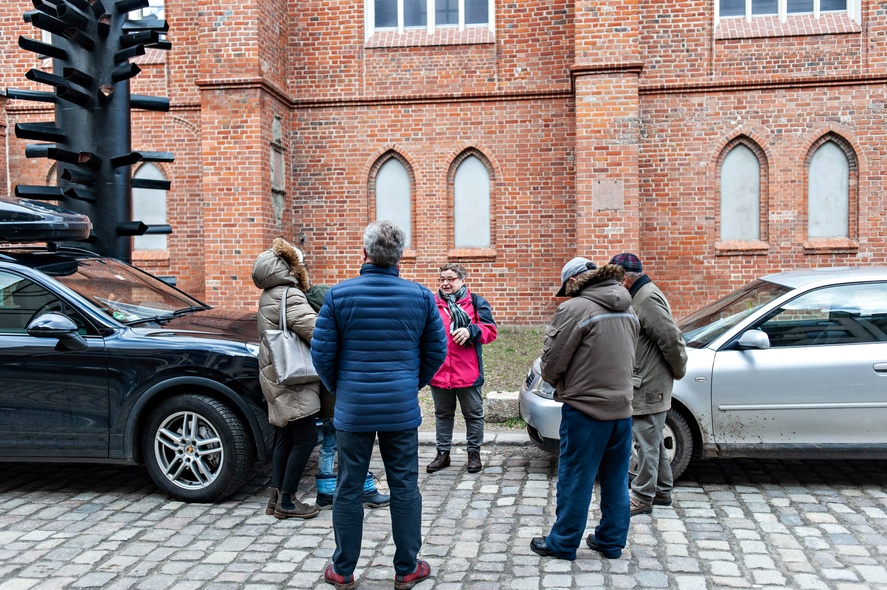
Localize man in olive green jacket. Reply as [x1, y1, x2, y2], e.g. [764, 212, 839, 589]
[610, 253, 688, 517]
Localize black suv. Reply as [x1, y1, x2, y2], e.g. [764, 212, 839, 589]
[0, 198, 272, 502]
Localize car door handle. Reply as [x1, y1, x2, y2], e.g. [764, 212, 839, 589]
[873, 363, 887, 373]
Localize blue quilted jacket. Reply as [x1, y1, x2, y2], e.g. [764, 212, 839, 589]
[310, 263, 447, 432]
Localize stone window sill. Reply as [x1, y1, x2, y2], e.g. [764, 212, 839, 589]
[448, 248, 496, 262]
[716, 13, 860, 40]
[366, 27, 494, 49]
[803, 237, 858, 255]
[715, 240, 770, 256]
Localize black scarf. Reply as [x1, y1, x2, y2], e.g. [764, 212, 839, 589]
[440, 285, 472, 334]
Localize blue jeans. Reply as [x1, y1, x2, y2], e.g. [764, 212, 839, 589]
[332, 429, 421, 576]
[545, 404, 631, 560]
[430, 385, 484, 452]
[319, 419, 337, 476]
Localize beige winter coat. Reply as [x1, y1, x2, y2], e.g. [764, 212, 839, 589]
[252, 238, 321, 427]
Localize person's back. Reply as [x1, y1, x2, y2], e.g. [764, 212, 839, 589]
[312, 265, 446, 432]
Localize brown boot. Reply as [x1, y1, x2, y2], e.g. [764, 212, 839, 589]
[426, 450, 450, 473]
[274, 496, 319, 520]
[466, 450, 482, 473]
[265, 487, 279, 515]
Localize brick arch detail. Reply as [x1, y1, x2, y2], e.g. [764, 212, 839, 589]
[801, 129, 859, 242]
[133, 161, 172, 182]
[713, 132, 771, 245]
[445, 145, 498, 253]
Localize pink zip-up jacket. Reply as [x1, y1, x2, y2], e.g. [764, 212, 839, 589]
[430, 289, 498, 389]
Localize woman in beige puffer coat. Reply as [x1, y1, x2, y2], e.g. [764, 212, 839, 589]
[252, 237, 320, 519]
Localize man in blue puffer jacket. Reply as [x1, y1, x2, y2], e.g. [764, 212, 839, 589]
[312, 220, 447, 590]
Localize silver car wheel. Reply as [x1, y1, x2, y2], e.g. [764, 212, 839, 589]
[153, 410, 224, 491]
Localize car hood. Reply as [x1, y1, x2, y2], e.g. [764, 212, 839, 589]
[130, 308, 260, 343]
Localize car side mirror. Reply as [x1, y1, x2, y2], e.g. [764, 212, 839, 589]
[27, 312, 88, 351]
[737, 329, 770, 350]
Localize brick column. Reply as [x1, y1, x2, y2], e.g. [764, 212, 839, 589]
[196, 0, 289, 309]
[572, 0, 642, 260]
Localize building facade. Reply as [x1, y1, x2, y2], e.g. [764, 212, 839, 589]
[1, 1, 884, 322]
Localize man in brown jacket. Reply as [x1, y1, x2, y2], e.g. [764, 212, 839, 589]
[530, 258, 639, 560]
[610, 253, 687, 517]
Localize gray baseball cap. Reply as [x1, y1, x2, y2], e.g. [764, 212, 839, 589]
[556, 257, 596, 297]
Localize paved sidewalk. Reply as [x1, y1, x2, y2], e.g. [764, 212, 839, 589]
[1, 435, 887, 589]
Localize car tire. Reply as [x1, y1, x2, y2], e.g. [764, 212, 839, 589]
[664, 410, 693, 481]
[629, 409, 694, 482]
[142, 394, 255, 503]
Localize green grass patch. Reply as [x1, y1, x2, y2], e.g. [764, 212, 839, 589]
[482, 324, 544, 393]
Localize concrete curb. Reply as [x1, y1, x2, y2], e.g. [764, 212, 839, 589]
[418, 431, 529, 447]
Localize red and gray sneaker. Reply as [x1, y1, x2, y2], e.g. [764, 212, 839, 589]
[394, 559, 431, 590]
[323, 564, 355, 590]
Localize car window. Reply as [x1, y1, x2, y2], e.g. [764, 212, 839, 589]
[0, 270, 92, 335]
[679, 280, 791, 348]
[754, 282, 887, 347]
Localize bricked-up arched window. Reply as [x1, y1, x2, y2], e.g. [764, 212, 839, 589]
[720, 143, 762, 241]
[453, 153, 491, 248]
[370, 0, 492, 32]
[808, 138, 855, 239]
[132, 163, 167, 250]
[374, 155, 413, 248]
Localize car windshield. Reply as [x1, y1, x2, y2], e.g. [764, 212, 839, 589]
[50, 257, 207, 324]
[677, 279, 791, 348]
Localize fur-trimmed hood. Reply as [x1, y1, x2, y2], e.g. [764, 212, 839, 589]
[565, 263, 626, 297]
[251, 237, 310, 291]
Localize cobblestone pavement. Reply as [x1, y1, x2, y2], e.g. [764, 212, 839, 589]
[2, 432, 887, 590]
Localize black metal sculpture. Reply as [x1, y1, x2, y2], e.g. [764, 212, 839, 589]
[6, 0, 173, 263]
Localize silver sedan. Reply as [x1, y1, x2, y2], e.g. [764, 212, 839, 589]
[519, 266, 887, 479]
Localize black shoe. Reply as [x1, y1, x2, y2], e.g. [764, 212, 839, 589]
[530, 536, 565, 559]
[316, 492, 333, 510]
[426, 451, 450, 473]
[363, 490, 390, 508]
[466, 450, 482, 473]
[652, 494, 672, 507]
[586, 534, 621, 559]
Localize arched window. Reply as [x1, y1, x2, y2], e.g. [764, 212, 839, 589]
[132, 163, 167, 250]
[808, 140, 850, 239]
[374, 156, 412, 248]
[720, 143, 761, 241]
[454, 154, 491, 248]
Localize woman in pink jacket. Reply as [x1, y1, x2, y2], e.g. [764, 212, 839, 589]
[426, 263, 498, 474]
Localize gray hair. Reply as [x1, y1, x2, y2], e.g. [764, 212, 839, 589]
[363, 220, 405, 267]
[625, 271, 644, 281]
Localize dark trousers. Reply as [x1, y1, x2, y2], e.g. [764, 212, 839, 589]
[430, 385, 485, 452]
[333, 429, 421, 576]
[271, 416, 318, 493]
[545, 404, 632, 559]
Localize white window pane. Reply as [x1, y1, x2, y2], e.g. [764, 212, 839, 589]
[720, 0, 746, 17]
[404, 0, 427, 27]
[454, 155, 490, 248]
[808, 141, 849, 239]
[375, 0, 397, 28]
[132, 163, 167, 250]
[375, 158, 412, 247]
[720, 144, 760, 241]
[465, 0, 489, 24]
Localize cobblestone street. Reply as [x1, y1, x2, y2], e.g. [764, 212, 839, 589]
[2, 433, 887, 590]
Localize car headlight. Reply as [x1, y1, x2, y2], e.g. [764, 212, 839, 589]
[245, 343, 260, 357]
[532, 380, 555, 400]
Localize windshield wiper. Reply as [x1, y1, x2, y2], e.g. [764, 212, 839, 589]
[172, 306, 207, 317]
[125, 314, 175, 327]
